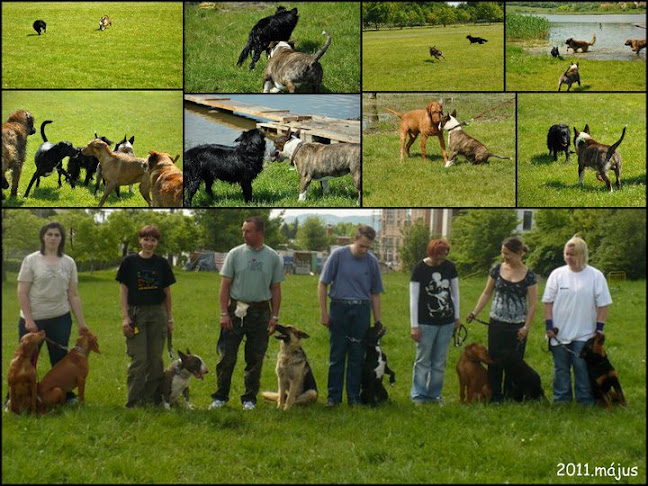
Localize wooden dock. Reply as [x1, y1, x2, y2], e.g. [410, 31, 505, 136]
[184, 95, 360, 144]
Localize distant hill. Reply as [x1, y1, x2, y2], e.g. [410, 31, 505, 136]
[281, 213, 381, 232]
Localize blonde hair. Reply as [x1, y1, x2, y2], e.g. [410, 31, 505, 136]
[564, 234, 588, 269]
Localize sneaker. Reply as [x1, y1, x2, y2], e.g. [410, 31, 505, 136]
[242, 401, 255, 411]
[209, 399, 226, 410]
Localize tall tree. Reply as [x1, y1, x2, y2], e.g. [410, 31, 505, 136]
[400, 219, 436, 273]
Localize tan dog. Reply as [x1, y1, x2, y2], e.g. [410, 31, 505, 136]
[7, 331, 46, 414]
[625, 39, 646, 55]
[385, 102, 447, 164]
[2, 109, 36, 199]
[456, 343, 493, 404]
[565, 34, 596, 53]
[261, 324, 318, 410]
[82, 139, 151, 207]
[147, 151, 183, 207]
[38, 328, 100, 410]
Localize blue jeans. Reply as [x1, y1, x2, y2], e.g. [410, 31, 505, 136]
[327, 300, 370, 405]
[551, 340, 593, 404]
[410, 323, 454, 403]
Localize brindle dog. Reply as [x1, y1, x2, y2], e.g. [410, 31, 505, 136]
[573, 124, 625, 192]
[558, 63, 580, 91]
[2, 110, 36, 199]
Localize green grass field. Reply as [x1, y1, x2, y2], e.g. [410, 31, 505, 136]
[1, 91, 183, 208]
[187, 157, 359, 208]
[517, 93, 646, 207]
[184, 2, 361, 93]
[1, 2, 182, 89]
[506, 46, 647, 92]
[363, 24, 504, 91]
[2, 270, 645, 483]
[362, 93, 515, 207]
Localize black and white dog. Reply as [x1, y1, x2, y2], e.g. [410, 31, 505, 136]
[271, 128, 361, 205]
[33, 20, 46, 35]
[236, 6, 299, 70]
[360, 321, 396, 406]
[547, 124, 571, 162]
[184, 128, 267, 206]
[24, 120, 78, 197]
[161, 349, 208, 410]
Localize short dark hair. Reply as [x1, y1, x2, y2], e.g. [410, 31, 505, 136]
[39, 222, 65, 257]
[355, 224, 376, 241]
[245, 217, 265, 233]
[138, 225, 161, 240]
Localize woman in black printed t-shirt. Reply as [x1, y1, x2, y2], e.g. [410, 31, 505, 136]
[467, 237, 538, 402]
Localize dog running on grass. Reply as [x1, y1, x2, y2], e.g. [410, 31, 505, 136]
[237, 6, 299, 70]
[558, 62, 581, 91]
[33, 20, 46, 35]
[2, 109, 36, 199]
[24, 120, 78, 198]
[565, 34, 596, 53]
[579, 333, 626, 408]
[466, 35, 488, 44]
[261, 324, 318, 410]
[99, 15, 112, 31]
[429, 45, 445, 61]
[573, 124, 625, 192]
[183, 128, 267, 206]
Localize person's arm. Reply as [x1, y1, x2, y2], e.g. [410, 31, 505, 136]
[268, 282, 281, 333]
[409, 281, 422, 342]
[120, 283, 134, 337]
[318, 281, 329, 326]
[544, 301, 556, 339]
[17, 281, 38, 333]
[219, 276, 233, 331]
[518, 284, 538, 341]
[468, 276, 495, 322]
[371, 293, 381, 324]
[450, 277, 461, 328]
[596, 305, 609, 334]
[67, 279, 88, 333]
[163, 286, 173, 333]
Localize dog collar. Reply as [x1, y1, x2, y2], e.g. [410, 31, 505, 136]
[73, 345, 89, 357]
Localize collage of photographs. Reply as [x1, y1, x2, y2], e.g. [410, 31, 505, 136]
[1, 1, 646, 485]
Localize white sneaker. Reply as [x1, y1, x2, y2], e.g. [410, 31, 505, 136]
[209, 399, 226, 410]
[242, 401, 255, 411]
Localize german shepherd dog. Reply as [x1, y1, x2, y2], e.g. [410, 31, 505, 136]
[261, 324, 318, 410]
[579, 334, 626, 408]
[565, 34, 596, 52]
[429, 46, 445, 61]
[573, 124, 625, 191]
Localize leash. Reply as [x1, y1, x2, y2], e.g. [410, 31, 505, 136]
[544, 328, 594, 357]
[168, 329, 175, 360]
[462, 97, 515, 125]
[453, 324, 468, 347]
[45, 336, 69, 352]
[468, 314, 490, 326]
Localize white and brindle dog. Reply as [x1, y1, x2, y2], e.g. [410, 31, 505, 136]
[161, 349, 208, 409]
[271, 128, 361, 205]
[573, 124, 626, 192]
[262, 324, 317, 410]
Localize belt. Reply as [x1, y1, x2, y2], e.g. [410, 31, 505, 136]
[229, 299, 270, 309]
[331, 299, 370, 305]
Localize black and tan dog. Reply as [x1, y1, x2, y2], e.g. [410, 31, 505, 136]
[466, 35, 488, 44]
[2, 109, 36, 199]
[271, 128, 361, 205]
[360, 321, 396, 406]
[262, 324, 317, 410]
[565, 34, 596, 52]
[624, 39, 646, 55]
[439, 110, 511, 166]
[580, 333, 626, 408]
[573, 124, 625, 192]
[429, 46, 445, 61]
[161, 349, 208, 410]
[558, 62, 581, 91]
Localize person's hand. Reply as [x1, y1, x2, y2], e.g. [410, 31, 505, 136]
[122, 317, 134, 338]
[167, 318, 174, 334]
[517, 326, 529, 342]
[220, 314, 233, 331]
[268, 316, 278, 334]
[546, 328, 556, 340]
[410, 327, 422, 342]
[24, 319, 39, 333]
[466, 312, 475, 323]
[320, 313, 330, 327]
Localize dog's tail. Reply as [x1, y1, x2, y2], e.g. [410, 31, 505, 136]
[385, 107, 403, 119]
[40, 120, 53, 143]
[236, 36, 253, 66]
[590, 33, 596, 46]
[605, 125, 627, 163]
[311, 31, 332, 65]
[487, 154, 511, 160]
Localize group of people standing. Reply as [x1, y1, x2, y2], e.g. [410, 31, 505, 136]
[7, 218, 612, 411]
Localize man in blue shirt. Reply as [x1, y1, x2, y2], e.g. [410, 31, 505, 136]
[318, 225, 384, 406]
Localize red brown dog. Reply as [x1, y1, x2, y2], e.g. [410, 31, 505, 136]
[624, 39, 646, 55]
[7, 331, 46, 414]
[456, 343, 493, 403]
[386, 102, 447, 164]
[147, 151, 182, 207]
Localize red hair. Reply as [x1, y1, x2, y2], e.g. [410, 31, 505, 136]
[427, 238, 450, 258]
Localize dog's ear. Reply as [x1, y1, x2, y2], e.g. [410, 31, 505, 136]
[129, 136, 135, 144]
[178, 349, 187, 360]
[583, 124, 590, 134]
[297, 330, 310, 340]
[294, 129, 301, 139]
[451, 109, 457, 118]
[186, 348, 191, 355]
[596, 333, 605, 346]
[573, 127, 579, 139]
[172, 154, 180, 164]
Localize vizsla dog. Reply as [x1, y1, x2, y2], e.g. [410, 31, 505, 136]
[147, 151, 182, 207]
[7, 331, 46, 414]
[386, 102, 447, 164]
[2, 109, 36, 199]
[82, 139, 150, 207]
[38, 328, 100, 410]
[456, 343, 493, 404]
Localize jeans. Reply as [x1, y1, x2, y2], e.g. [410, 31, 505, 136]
[327, 300, 370, 405]
[410, 323, 454, 403]
[551, 340, 593, 404]
[488, 319, 527, 401]
[213, 305, 270, 405]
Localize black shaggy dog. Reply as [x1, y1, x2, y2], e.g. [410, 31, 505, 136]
[466, 35, 488, 44]
[33, 20, 46, 35]
[499, 353, 547, 402]
[237, 6, 299, 70]
[184, 128, 267, 206]
[65, 133, 114, 188]
[547, 124, 571, 162]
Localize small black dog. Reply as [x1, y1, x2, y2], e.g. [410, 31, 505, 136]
[24, 120, 77, 198]
[183, 128, 267, 206]
[547, 124, 571, 162]
[580, 334, 626, 408]
[499, 353, 547, 402]
[360, 321, 396, 406]
[466, 35, 488, 44]
[65, 132, 113, 188]
[33, 20, 46, 35]
[237, 6, 299, 70]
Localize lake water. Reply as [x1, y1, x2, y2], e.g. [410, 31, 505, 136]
[525, 13, 646, 60]
[184, 95, 361, 153]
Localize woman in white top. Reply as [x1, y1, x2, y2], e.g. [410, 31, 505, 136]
[15, 222, 89, 404]
[542, 235, 612, 404]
